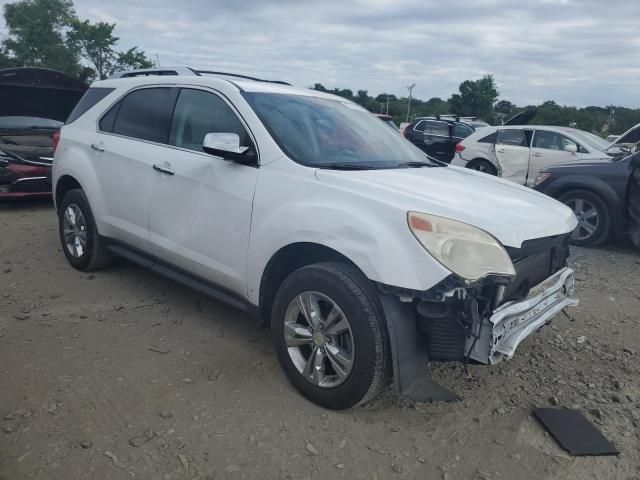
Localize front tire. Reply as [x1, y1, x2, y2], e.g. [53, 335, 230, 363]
[58, 189, 112, 271]
[558, 189, 610, 246]
[271, 262, 391, 410]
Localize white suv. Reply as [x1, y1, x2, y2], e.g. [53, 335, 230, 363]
[53, 71, 578, 409]
[452, 125, 613, 186]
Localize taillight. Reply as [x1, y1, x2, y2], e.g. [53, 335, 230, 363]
[52, 130, 61, 155]
[455, 142, 465, 153]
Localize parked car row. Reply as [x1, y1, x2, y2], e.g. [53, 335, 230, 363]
[50, 68, 580, 409]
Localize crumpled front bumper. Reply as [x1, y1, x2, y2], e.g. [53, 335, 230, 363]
[468, 267, 578, 364]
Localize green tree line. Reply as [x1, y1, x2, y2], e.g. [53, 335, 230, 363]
[0, 0, 154, 82]
[313, 75, 640, 136]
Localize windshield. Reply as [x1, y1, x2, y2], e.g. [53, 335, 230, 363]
[243, 92, 440, 169]
[0, 116, 63, 131]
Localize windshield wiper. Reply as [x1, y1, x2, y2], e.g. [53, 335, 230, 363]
[310, 162, 380, 170]
[397, 161, 440, 168]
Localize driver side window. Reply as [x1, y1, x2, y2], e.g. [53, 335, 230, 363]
[169, 89, 249, 152]
[533, 131, 578, 151]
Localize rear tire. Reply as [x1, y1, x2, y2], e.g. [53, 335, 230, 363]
[558, 189, 610, 246]
[467, 159, 498, 176]
[271, 262, 391, 410]
[58, 189, 112, 271]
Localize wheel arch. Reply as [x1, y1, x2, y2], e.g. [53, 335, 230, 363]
[258, 242, 361, 326]
[54, 174, 84, 211]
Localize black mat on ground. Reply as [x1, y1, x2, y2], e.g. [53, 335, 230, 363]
[533, 408, 619, 456]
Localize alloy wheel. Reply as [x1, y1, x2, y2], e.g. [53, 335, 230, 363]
[62, 204, 88, 258]
[283, 291, 354, 388]
[566, 197, 600, 242]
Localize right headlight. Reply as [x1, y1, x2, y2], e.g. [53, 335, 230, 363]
[407, 212, 516, 282]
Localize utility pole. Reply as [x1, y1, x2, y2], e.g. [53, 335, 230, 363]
[155, 53, 161, 67]
[386, 96, 389, 115]
[406, 84, 415, 122]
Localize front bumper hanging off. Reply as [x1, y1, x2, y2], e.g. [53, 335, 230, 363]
[468, 267, 578, 364]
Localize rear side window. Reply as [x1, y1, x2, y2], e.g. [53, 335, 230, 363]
[497, 129, 527, 147]
[111, 88, 174, 143]
[413, 120, 426, 132]
[169, 89, 250, 152]
[453, 123, 473, 139]
[478, 131, 497, 143]
[424, 120, 450, 137]
[66, 88, 115, 124]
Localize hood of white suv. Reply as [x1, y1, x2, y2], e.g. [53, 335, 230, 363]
[316, 165, 577, 248]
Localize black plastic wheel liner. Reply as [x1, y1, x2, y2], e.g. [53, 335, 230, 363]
[0, 67, 87, 121]
[627, 158, 640, 249]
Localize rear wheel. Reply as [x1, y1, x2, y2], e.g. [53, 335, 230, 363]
[58, 189, 112, 271]
[467, 159, 497, 176]
[271, 262, 391, 410]
[559, 189, 610, 246]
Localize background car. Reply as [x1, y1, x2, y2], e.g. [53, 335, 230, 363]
[403, 115, 476, 163]
[375, 113, 400, 131]
[533, 152, 640, 247]
[0, 67, 86, 199]
[451, 125, 635, 186]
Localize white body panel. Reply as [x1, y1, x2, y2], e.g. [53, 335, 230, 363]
[53, 75, 578, 309]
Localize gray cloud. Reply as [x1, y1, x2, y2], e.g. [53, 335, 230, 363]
[6, 0, 640, 107]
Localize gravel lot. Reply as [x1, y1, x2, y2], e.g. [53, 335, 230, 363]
[1, 199, 639, 480]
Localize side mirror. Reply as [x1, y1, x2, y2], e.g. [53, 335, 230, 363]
[202, 133, 254, 163]
[564, 143, 578, 153]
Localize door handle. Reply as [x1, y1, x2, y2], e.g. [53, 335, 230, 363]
[496, 148, 505, 153]
[153, 163, 175, 175]
[91, 143, 104, 152]
[532, 152, 542, 157]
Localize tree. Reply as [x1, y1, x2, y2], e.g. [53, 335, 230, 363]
[448, 75, 499, 120]
[2, 0, 81, 74]
[68, 19, 118, 80]
[109, 47, 154, 75]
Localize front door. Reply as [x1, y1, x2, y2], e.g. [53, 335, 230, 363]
[528, 130, 581, 187]
[148, 88, 258, 296]
[493, 128, 530, 185]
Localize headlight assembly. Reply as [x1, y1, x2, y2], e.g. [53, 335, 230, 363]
[407, 212, 516, 282]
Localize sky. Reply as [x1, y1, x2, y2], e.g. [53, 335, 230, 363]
[5, 0, 640, 107]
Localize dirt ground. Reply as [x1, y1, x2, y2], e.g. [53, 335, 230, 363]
[1, 199, 639, 480]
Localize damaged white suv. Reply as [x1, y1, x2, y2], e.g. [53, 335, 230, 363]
[52, 71, 578, 409]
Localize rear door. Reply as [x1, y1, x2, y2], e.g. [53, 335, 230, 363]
[93, 86, 176, 251]
[528, 130, 581, 186]
[423, 120, 452, 162]
[494, 128, 530, 185]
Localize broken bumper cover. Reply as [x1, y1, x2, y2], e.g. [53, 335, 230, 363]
[469, 267, 578, 364]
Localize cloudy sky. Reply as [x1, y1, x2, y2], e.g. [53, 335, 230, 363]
[9, 0, 640, 107]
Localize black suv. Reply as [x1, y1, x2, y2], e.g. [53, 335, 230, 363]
[403, 116, 477, 163]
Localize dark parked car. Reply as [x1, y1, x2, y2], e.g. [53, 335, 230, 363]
[534, 152, 640, 248]
[0, 67, 86, 199]
[402, 116, 476, 163]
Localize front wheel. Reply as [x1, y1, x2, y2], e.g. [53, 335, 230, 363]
[558, 189, 610, 246]
[271, 262, 391, 410]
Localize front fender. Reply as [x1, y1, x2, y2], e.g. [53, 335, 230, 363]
[245, 166, 451, 305]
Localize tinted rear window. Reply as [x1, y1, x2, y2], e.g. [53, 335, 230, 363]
[478, 131, 497, 143]
[66, 88, 114, 124]
[111, 88, 173, 143]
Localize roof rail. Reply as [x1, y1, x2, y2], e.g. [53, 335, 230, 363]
[107, 67, 291, 85]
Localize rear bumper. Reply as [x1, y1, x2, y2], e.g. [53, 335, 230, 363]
[450, 153, 467, 167]
[468, 267, 578, 364]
